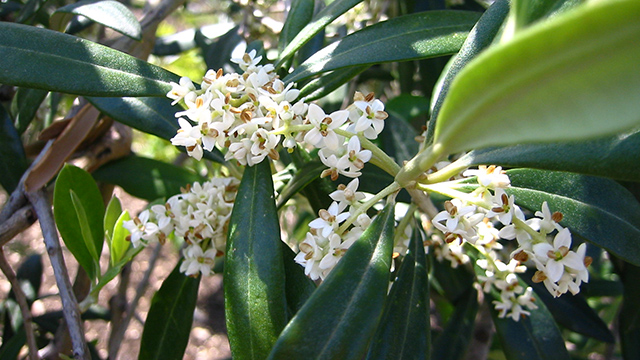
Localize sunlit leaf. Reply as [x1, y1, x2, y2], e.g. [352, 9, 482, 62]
[50, 0, 142, 40]
[0, 22, 178, 96]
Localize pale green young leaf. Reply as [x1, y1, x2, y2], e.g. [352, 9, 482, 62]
[110, 210, 131, 266]
[69, 190, 100, 264]
[104, 195, 122, 244]
[432, 0, 640, 157]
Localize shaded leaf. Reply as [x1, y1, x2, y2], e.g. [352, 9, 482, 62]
[298, 66, 369, 101]
[276, 0, 364, 68]
[276, 160, 326, 209]
[267, 201, 395, 360]
[506, 168, 640, 266]
[10, 87, 48, 134]
[279, 0, 315, 54]
[285, 11, 481, 83]
[431, 288, 478, 360]
[455, 127, 640, 182]
[138, 261, 201, 360]
[53, 164, 105, 280]
[617, 261, 640, 359]
[0, 22, 178, 96]
[431, 0, 640, 156]
[427, 0, 509, 143]
[50, 0, 142, 40]
[282, 243, 316, 315]
[225, 160, 288, 360]
[366, 226, 430, 360]
[92, 155, 206, 201]
[381, 109, 419, 165]
[0, 106, 28, 193]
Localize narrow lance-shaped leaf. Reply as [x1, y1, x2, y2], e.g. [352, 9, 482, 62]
[279, 0, 315, 54]
[366, 225, 430, 360]
[276, 0, 364, 68]
[268, 200, 396, 360]
[138, 261, 201, 360]
[617, 261, 640, 359]
[426, 0, 510, 143]
[0, 22, 178, 97]
[225, 160, 288, 360]
[50, 0, 142, 40]
[298, 65, 369, 101]
[53, 164, 105, 280]
[431, 0, 640, 157]
[0, 106, 28, 193]
[505, 168, 640, 266]
[11, 87, 49, 135]
[431, 288, 479, 360]
[285, 11, 481, 84]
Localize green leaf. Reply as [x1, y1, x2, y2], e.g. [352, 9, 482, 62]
[92, 155, 206, 201]
[284, 11, 481, 83]
[282, 243, 316, 315]
[276, 160, 326, 209]
[506, 169, 640, 266]
[69, 189, 101, 262]
[522, 269, 613, 343]
[618, 261, 640, 359]
[279, 0, 315, 54]
[0, 106, 28, 193]
[366, 226, 430, 360]
[386, 94, 430, 125]
[298, 66, 369, 101]
[110, 211, 131, 266]
[455, 127, 640, 182]
[0, 22, 178, 97]
[53, 164, 105, 280]
[87, 96, 225, 163]
[380, 110, 419, 165]
[139, 261, 201, 360]
[276, 0, 364, 68]
[10, 87, 48, 134]
[490, 285, 570, 360]
[50, 0, 142, 40]
[431, 288, 478, 360]
[431, 0, 640, 157]
[267, 201, 396, 360]
[225, 160, 288, 360]
[104, 195, 122, 244]
[427, 0, 510, 143]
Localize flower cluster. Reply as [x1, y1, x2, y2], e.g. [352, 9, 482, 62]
[294, 178, 373, 280]
[426, 165, 591, 320]
[167, 51, 386, 172]
[123, 178, 239, 276]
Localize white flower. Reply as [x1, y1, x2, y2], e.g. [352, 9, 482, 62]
[330, 178, 365, 212]
[319, 233, 355, 271]
[463, 165, 510, 189]
[303, 104, 348, 150]
[308, 202, 350, 238]
[123, 210, 159, 248]
[344, 136, 371, 174]
[535, 201, 564, 234]
[180, 244, 217, 276]
[486, 188, 521, 226]
[167, 77, 195, 105]
[231, 50, 262, 72]
[294, 233, 326, 280]
[171, 118, 203, 160]
[348, 94, 387, 139]
[533, 228, 585, 283]
[432, 199, 477, 233]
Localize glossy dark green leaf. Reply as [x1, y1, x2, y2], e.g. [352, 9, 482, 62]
[426, 0, 509, 143]
[429, 257, 475, 304]
[366, 226, 430, 360]
[10, 87, 48, 134]
[276, 160, 326, 209]
[267, 201, 396, 360]
[490, 286, 569, 360]
[289, 147, 334, 213]
[53, 164, 105, 280]
[431, 288, 478, 360]
[285, 11, 481, 83]
[385, 94, 430, 125]
[454, 127, 640, 182]
[617, 261, 640, 359]
[138, 261, 201, 360]
[50, 0, 142, 40]
[298, 66, 369, 101]
[0, 22, 178, 96]
[279, 0, 315, 54]
[431, 0, 640, 157]
[225, 160, 288, 360]
[0, 106, 28, 193]
[92, 155, 206, 201]
[506, 169, 640, 266]
[69, 189, 101, 262]
[522, 268, 613, 342]
[282, 243, 316, 315]
[381, 109, 419, 165]
[276, 0, 364, 68]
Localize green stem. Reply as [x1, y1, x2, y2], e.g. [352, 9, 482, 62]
[424, 156, 470, 184]
[334, 129, 401, 176]
[336, 181, 401, 236]
[395, 143, 446, 188]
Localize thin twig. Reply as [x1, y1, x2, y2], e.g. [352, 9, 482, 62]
[0, 205, 36, 247]
[108, 242, 162, 359]
[25, 189, 89, 360]
[0, 248, 39, 360]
